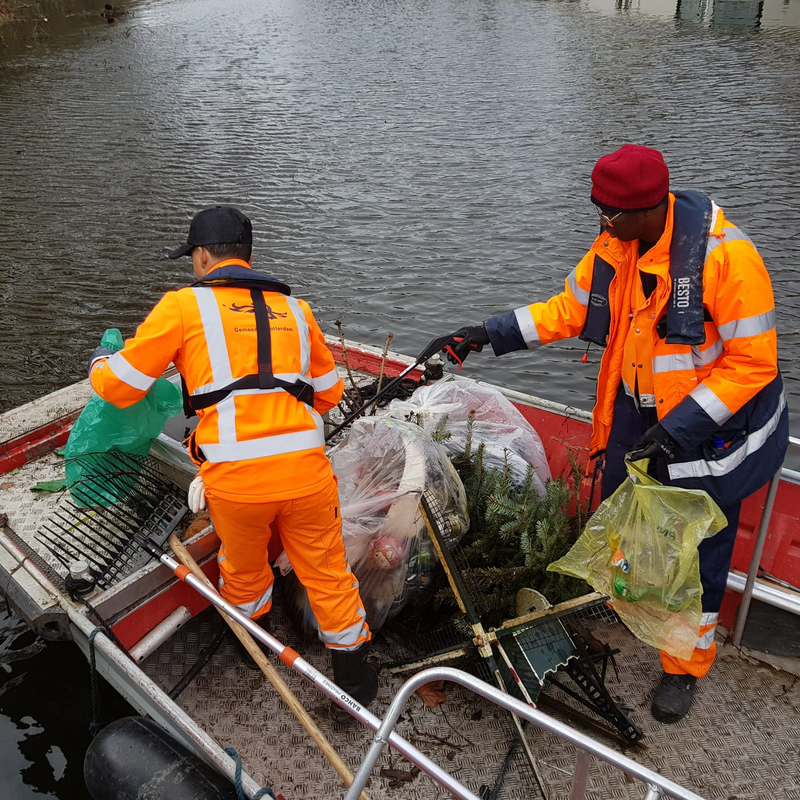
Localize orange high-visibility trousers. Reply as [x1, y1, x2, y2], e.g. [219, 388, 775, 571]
[660, 616, 718, 679]
[206, 476, 370, 651]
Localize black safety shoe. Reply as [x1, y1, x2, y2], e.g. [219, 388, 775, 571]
[329, 645, 379, 720]
[235, 614, 271, 670]
[651, 672, 697, 723]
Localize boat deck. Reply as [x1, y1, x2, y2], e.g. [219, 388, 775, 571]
[1, 363, 799, 800]
[139, 586, 800, 800]
[4, 450, 797, 799]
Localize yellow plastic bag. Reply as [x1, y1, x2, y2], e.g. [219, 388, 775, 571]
[547, 459, 727, 659]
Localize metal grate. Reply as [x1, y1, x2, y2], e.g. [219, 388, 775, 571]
[36, 451, 187, 589]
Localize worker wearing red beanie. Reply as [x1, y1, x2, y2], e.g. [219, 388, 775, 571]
[445, 143, 787, 724]
[590, 143, 670, 211]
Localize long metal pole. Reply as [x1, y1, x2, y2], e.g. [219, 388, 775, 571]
[343, 667, 707, 800]
[146, 543, 482, 800]
[726, 571, 800, 614]
[732, 469, 782, 647]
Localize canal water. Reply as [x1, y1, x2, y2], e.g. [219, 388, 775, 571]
[1, 0, 800, 795]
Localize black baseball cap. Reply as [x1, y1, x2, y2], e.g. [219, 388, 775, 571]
[168, 206, 253, 259]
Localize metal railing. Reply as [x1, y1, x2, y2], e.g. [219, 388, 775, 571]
[730, 435, 800, 647]
[343, 667, 705, 800]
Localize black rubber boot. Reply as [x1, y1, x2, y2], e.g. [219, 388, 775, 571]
[651, 672, 697, 723]
[235, 614, 271, 670]
[330, 645, 379, 719]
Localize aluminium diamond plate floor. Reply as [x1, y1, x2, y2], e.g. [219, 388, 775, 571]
[140, 588, 800, 800]
[2, 451, 799, 798]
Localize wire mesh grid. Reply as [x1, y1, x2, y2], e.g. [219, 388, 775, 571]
[35, 450, 187, 589]
[424, 489, 495, 617]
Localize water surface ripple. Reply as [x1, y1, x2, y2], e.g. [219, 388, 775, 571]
[2, 0, 800, 426]
[2, 0, 800, 796]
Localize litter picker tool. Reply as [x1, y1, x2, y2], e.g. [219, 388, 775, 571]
[325, 332, 459, 442]
[167, 533, 372, 800]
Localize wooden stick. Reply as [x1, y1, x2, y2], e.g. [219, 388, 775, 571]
[167, 534, 372, 800]
[335, 319, 363, 406]
[370, 333, 394, 416]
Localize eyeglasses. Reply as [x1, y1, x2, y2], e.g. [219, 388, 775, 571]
[594, 206, 624, 227]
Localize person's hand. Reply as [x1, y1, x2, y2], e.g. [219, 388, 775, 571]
[626, 423, 678, 462]
[443, 325, 490, 368]
[188, 474, 206, 513]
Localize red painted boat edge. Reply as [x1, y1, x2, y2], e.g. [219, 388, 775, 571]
[3, 341, 798, 639]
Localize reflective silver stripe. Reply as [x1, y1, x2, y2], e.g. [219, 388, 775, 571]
[622, 379, 635, 398]
[192, 289, 237, 446]
[653, 352, 694, 374]
[105, 352, 157, 392]
[697, 626, 716, 649]
[234, 585, 274, 618]
[287, 297, 310, 375]
[216, 396, 238, 444]
[692, 339, 723, 368]
[514, 306, 541, 350]
[669, 391, 786, 480]
[319, 615, 369, 649]
[200, 414, 325, 463]
[192, 288, 233, 383]
[718, 310, 776, 342]
[705, 223, 754, 260]
[690, 383, 732, 426]
[312, 368, 340, 392]
[710, 201, 721, 232]
[567, 268, 590, 306]
[701, 612, 718, 626]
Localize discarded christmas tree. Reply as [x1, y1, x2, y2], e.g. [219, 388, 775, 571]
[428, 412, 589, 627]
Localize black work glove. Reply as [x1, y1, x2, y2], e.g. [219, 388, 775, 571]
[443, 325, 490, 367]
[626, 423, 678, 462]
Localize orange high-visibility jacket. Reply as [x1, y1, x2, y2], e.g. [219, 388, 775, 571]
[90, 260, 344, 502]
[485, 193, 787, 506]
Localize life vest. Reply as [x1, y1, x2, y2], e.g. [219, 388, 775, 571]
[181, 269, 314, 420]
[579, 191, 712, 349]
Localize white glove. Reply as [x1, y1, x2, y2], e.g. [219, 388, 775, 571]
[187, 474, 206, 514]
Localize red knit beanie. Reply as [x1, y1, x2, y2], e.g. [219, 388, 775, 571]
[590, 144, 670, 210]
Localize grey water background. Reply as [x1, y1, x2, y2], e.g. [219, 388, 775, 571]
[1, 0, 800, 795]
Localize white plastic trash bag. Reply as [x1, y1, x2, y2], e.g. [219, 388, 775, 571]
[387, 378, 551, 496]
[279, 417, 469, 633]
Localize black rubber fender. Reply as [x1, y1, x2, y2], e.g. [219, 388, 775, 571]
[84, 716, 238, 799]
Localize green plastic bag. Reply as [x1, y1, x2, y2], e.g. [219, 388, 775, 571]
[547, 459, 727, 659]
[65, 329, 183, 507]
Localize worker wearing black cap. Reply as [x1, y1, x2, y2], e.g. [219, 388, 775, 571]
[89, 206, 378, 709]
